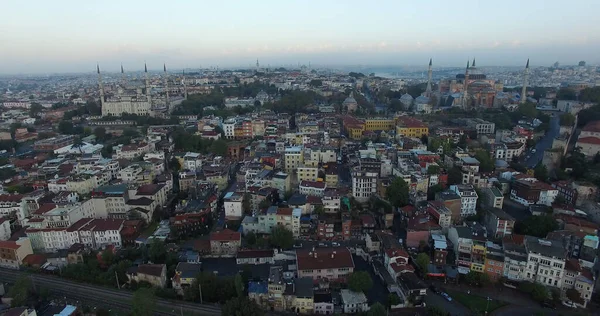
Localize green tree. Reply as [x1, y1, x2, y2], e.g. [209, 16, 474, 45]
[29, 102, 43, 117]
[427, 183, 445, 200]
[131, 288, 156, 316]
[210, 139, 228, 156]
[222, 297, 264, 316]
[313, 205, 325, 216]
[534, 163, 548, 182]
[557, 88, 576, 100]
[517, 102, 538, 119]
[258, 198, 272, 210]
[123, 128, 140, 138]
[347, 271, 373, 293]
[309, 79, 323, 87]
[474, 150, 494, 173]
[7, 276, 31, 307]
[416, 253, 430, 273]
[514, 215, 558, 238]
[169, 157, 181, 172]
[245, 232, 257, 247]
[559, 113, 576, 126]
[93, 127, 107, 142]
[387, 293, 401, 307]
[148, 239, 167, 263]
[427, 165, 440, 175]
[242, 193, 252, 215]
[385, 177, 409, 208]
[566, 288, 585, 305]
[448, 166, 463, 185]
[271, 225, 294, 249]
[367, 302, 387, 316]
[58, 120, 74, 134]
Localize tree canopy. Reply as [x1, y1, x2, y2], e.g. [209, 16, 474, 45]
[7, 276, 31, 307]
[347, 271, 373, 293]
[270, 225, 294, 249]
[556, 88, 577, 101]
[367, 302, 387, 316]
[559, 113, 576, 127]
[515, 214, 558, 238]
[416, 253, 430, 273]
[222, 297, 265, 316]
[474, 150, 494, 173]
[533, 163, 548, 182]
[385, 177, 409, 208]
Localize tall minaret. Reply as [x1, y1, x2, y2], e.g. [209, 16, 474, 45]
[163, 63, 170, 109]
[472, 58, 476, 68]
[182, 70, 188, 100]
[425, 58, 433, 96]
[144, 63, 152, 104]
[256, 59, 260, 71]
[463, 60, 470, 108]
[97, 64, 105, 107]
[119, 63, 125, 97]
[520, 59, 530, 104]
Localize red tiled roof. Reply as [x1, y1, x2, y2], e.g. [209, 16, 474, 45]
[0, 194, 23, 203]
[22, 254, 47, 266]
[296, 247, 354, 271]
[136, 184, 165, 196]
[301, 180, 326, 189]
[210, 229, 241, 242]
[577, 137, 600, 145]
[0, 240, 20, 250]
[390, 262, 415, 273]
[276, 208, 293, 216]
[582, 121, 600, 133]
[34, 203, 57, 215]
[385, 248, 409, 259]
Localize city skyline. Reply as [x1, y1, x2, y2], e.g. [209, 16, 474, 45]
[1, 0, 599, 74]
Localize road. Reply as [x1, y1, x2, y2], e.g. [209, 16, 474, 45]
[524, 115, 560, 168]
[424, 292, 471, 316]
[0, 269, 221, 316]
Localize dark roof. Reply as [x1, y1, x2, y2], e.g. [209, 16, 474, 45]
[313, 292, 332, 303]
[126, 197, 154, 206]
[288, 193, 307, 205]
[236, 249, 274, 259]
[296, 247, 354, 271]
[136, 184, 165, 196]
[175, 262, 202, 278]
[134, 264, 165, 277]
[295, 277, 314, 298]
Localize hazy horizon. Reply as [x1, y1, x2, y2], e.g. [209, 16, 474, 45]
[2, 0, 599, 74]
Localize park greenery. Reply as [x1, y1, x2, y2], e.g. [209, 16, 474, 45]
[415, 253, 430, 274]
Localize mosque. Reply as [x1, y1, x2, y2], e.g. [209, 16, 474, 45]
[98, 63, 187, 117]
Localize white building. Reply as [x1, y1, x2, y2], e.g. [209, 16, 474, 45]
[449, 184, 478, 216]
[183, 152, 203, 172]
[299, 181, 326, 197]
[352, 171, 378, 202]
[340, 290, 369, 314]
[223, 119, 236, 139]
[524, 237, 566, 289]
[224, 192, 243, 219]
[0, 218, 11, 241]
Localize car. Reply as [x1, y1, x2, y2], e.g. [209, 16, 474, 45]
[562, 300, 577, 308]
[293, 243, 303, 248]
[318, 242, 326, 247]
[441, 292, 452, 302]
[332, 242, 340, 247]
[531, 149, 537, 153]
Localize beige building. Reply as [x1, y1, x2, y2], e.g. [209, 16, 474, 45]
[296, 248, 354, 281]
[0, 238, 34, 270]
[297, 166, 319, 182]
[209, 229, 241, 257]
[127, 264, 167, 288]
[284, 147, 304, 173]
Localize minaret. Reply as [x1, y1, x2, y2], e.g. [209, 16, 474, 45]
[144, 63, 152, 104]
[256, 59, 259, 71]
[520, 59, 530, 104]
[463, 60, 470, 108]
[425, 58, 433, 96]
[119, 63, 125, 97]
[97, 64, 105, 107]
[163, 63, 169, 109]
[182, 70, 188, 100]
[472, 58, 476, 68]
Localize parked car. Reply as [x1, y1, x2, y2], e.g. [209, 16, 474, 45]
[332, 242, 340, 247]
[562, 300, 577, 308]
[293, 243, 303, 248]
[441, 292, 452, 302]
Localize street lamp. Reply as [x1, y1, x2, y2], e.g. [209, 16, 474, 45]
[485, 296, 492, 315]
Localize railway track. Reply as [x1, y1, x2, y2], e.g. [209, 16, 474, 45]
[0, 269, 221, 316]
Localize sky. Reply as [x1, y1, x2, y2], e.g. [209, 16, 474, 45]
[1, 0, 599, 74]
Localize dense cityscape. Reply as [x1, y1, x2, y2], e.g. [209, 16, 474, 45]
[3, 1, 600, 315]
[0, 57, 599, 316]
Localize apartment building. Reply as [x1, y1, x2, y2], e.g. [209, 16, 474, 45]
[284, 146, 304, 173]
[182, 152, 203, 171]
[0, 194, 23, 217]
[224, 192, 243, 219]
[482, 186, 504, 209]
[297, 165, 319, 182]
[299, 181, 326, 197]
[384, 248, 414, 278]
[524, 236, 566, 289]
[511, 179, 558, 206]
[562, 259, 594, 307]
[0, 238, 33, 269]
[503, 237, 528, 282]
[209, 229, 241, 257]
[426, 201, 452, 228]
[242, 207, 302, 237]
[296, 247, 354, 281]
[127, 264, 167, 288]
[449, 184, 478, 217]
[352, 171, 378, 202]
[112, 142, 153, 160]
[0, 218, 10, 241]
[396, 117, 429, 138]
[484, 208, 515, 238]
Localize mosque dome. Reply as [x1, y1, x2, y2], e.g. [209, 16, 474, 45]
[400, 93, 414, 101]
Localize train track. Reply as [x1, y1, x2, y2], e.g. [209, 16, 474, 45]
[0, 269, 221, 316]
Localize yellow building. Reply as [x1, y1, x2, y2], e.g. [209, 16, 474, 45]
[364, 118, 395, 131]
[297, 166, 319, 182]
[347, 126, 364, 140]
[396, 117, 429, 138]
[292, 277, 314, 314]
